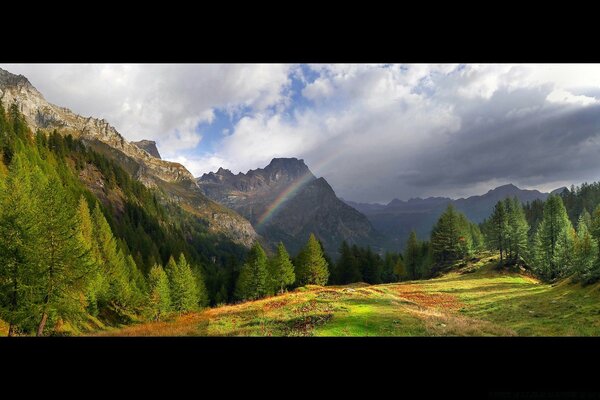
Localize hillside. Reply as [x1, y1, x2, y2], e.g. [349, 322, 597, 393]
[197, 158, 382, 256]
[94, 252, 600, 336]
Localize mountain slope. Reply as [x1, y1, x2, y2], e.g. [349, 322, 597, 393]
[197, 158, 381, 256]
[345, 184, 552, 250]
[0, 67, 257, 247]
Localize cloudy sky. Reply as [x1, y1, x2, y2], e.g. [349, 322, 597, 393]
[3, 63, 600, 203]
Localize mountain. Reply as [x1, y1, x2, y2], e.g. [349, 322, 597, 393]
[197, 158, 381, 256]
[344, 183, 552, 250]
[0, 67, 257, 248]
[132, 140, 161, 159]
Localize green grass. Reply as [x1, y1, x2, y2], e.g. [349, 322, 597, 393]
[92, 252, 600, 336]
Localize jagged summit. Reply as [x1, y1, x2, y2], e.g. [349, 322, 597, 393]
[0, 68, 34, 89]
[132, 139, 161, 159]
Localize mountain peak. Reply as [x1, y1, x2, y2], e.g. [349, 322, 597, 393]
[0, 67, 33, 89]
[131, 140, 161, 159]
[265, 157, 309, 172]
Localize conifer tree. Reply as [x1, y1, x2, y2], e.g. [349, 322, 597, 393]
[234, 242, 269, 301]
[165, 254, 199, 313]
[431, 205, 471, 264]
[269, 242, 295, 294]
[489, 201, 508, 265]
[404, 231, 421, 279]
[574, 215, 599, 283]
[34, 176, 94, 335]
[295, 234, 329, 286]
[334, 241, 361, 284]
[533, 195, 575, 280]
[0, 156, 37, 335]
[147, 264, 171, 320]
[504, 197, 529, 264]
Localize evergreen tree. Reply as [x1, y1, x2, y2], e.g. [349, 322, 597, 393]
[0, 156, 37, 335]
[268, 242, 295, 294]
[430, 205, 471, 264]
[91, 203, 131, 310]
[34, 176, 94, 335]
[295, 234, 329, 286]
[234, 242, 269, 301]
[533, 195, 575, 280]
[404, 231, 421, 280]
[147, 264, 171, 320]
[334, 241, 361, 284]
[489, 201, 508, 265]
[165, 254, 199, 313]
[574, 215, 599, 284]
[505, 197, 529, 264]
[193, 265, 210, 308]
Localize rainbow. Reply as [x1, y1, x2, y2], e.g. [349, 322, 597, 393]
[255, 151, 344, 228]
[256, 171, 315, 227]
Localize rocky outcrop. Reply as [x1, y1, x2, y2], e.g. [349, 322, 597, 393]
[132, 140, 161, 159]
[198, 158, 381, 256]
[0, 67, 258, 248]
[0, 67, 192, 184]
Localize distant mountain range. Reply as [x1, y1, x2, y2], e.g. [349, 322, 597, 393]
[344, 184, 569, 251]
[197, 158, 382, 256]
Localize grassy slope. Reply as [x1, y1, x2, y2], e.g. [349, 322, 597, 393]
[93, 252, 600, 336]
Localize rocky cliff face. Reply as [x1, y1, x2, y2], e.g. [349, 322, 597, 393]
[0, 67, 257, 248]
[0, 68, 191, 184]
[198, 158, 381, 256]
[132, 140, 161, 159]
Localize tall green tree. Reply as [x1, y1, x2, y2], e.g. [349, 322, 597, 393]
[532, 195, 575, 280]
[234, 242, 269, 301]
[333, 241, 361, 284]
[504, 197, 529, 264]
[268, 242, 295, 294]
[34, 176, 94, 335]
[165, 254, 199, 313]
[431, 204, 471, 264]
[147, 264, 171, 320]
[574, 214, 599, 283]
[0, 156, 37, 335]
[404, 231, 421, 280]
[295, 234, 329, 286]
[489, 201, 508, 264]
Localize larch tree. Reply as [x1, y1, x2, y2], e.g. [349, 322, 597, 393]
[34, 175, 94, 336]
[234, 242, 269, 301]
[489, 201, 508, 265]
[404, 231, 421, 280]
[147, 264, 171, 320]
[0, 156, 37, 335]
[269, 242, 296, 294]
[295, 234, 329, 286]
[533, 195, 575, 280]
[165, 254, 199, 313]
[574, 214, 599, 283]
[505, 197, 529, 264]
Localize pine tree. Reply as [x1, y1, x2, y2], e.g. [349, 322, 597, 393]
[574, 215, 599, 284]
[91, 203, 131, 310]
[269, 242, 295, 294]
[431, 205, 471, 264]
[505, 197, 529, 264]
[0, 156, 37, 335]
[489, 201, 508, 265]
[165, 254, 199, 313]
[404, 231, 421, 280]
[193, 265, 209, 308]
[295, 234, 329, 286]
[334, 241, 361, 284]
[34, 175, 95, 335]
[533, 195, 575, 280]
[147, 264, 171, 320]
[234, 242, 269, 301]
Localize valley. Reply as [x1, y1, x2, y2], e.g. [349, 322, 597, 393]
[95, 253, 600, 337]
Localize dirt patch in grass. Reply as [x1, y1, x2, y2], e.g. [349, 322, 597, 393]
[262, 299, 290, 311]
[392, 285, 463, 311]
[285, 314, 334, 336]
[408, 307, 517, 336]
